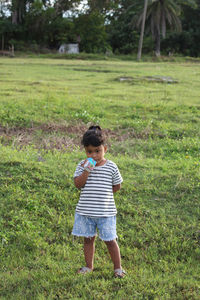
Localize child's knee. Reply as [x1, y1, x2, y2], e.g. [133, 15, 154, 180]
[104, 239, 116, 247]
[84, 236, 95, 244]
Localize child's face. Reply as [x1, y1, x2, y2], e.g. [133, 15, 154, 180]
[85, 144, 107, 164]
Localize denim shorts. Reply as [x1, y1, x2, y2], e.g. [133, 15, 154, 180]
[72, 213, 117, 241]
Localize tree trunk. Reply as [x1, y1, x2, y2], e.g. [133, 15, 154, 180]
[11, 0, 26, 25]
[155, 30, 161, 57]
[12, 10, 18, 24]
[2, 34, 4, 51]
[137, 0, 148, 61]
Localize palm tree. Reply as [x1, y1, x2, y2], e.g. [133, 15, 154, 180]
[137, 0, 182, 56]
[137, 0, 148, 60]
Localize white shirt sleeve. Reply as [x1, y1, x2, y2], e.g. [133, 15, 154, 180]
[74, 160, 85, 178]
[112, 164, 123, 185]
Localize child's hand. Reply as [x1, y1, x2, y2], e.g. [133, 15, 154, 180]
[83, 158, 96, 172]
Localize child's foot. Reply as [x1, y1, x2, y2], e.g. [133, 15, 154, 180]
[77, 267, 92, 274]
[114, 268, 126, 278]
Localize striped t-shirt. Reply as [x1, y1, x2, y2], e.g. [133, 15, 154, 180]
[74, 159, 123, 217]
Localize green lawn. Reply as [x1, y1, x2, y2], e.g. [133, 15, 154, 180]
[0, 56, 199, 299]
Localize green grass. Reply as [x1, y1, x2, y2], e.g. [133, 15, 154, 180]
[0, 56, 200, 299]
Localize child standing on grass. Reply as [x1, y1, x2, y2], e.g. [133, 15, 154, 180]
[72, 125, 126, 278]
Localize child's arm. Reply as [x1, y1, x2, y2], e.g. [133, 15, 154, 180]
[74, 159, 96, 189]
[74, 171, 90, 189]
[113, 184, 121, 193]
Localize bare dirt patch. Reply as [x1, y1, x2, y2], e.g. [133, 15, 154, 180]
[115, 75, 178, 84]
[0, 122, 155, 151]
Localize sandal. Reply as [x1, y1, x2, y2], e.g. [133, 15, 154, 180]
[114, 268, 126, 278]
[78, 267, 92, 274]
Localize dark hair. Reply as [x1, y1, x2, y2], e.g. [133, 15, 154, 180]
[81, 126, 105, 147]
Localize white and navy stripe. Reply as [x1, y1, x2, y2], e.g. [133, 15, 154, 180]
[74, 160, 123, 217]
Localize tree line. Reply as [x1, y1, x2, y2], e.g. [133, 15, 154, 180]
[0, 0, 200, 57]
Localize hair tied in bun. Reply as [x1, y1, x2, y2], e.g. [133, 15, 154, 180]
[88, 125, 101, 131]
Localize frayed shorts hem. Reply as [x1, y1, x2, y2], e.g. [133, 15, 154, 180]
[72, 232, 117, 242]
[101, 236, 118, 242]
[72, 233, 97, 239]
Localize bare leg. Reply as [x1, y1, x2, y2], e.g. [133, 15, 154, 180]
[83, 236, 96, 270]
[104, 239, 121, 270]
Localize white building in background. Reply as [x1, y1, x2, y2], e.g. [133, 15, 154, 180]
[58, 44, 79, 54]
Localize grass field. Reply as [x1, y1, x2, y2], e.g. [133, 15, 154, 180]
[0, 56, 200, 299]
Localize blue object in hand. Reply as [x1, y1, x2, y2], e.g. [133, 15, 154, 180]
[84, 158, 97, 172]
